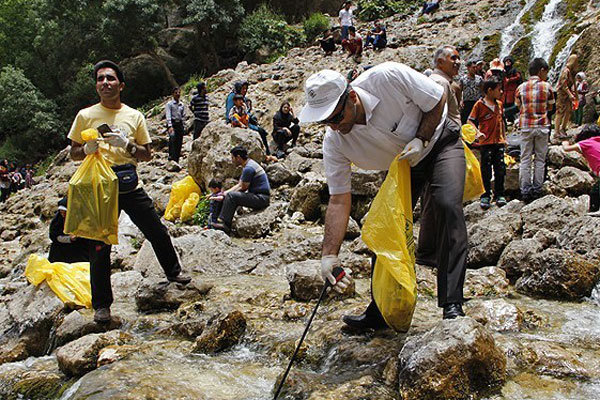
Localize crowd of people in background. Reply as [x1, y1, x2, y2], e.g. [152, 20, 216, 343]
[0, 160, 35, 203]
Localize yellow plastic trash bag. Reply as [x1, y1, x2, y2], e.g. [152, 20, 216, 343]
[461, 124, 477, 144]
[164, 176, 201, 221]
[504, 154, 517, 167]
[81, 128, 99, 141]
[65, 151, 119, 245]
[463, 143, 485, 201]
[25, 254, 92, 308]
[362, 157, 416, 332]
[180, 192, 200, 222]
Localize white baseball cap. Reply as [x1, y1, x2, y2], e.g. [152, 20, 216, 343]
[299, 70, 348, 123]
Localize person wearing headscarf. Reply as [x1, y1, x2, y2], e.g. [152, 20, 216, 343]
[573, 71, 589, 126]
[272, 102, 300, 158]
[554, 54, 578, 139]
[484, 58, 504, 80]
[502, 56, 522, 124]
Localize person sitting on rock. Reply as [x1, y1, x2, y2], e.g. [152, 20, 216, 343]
[468, 78, 507, 209]
[212, 146, 270, 234]
[320, 28, 336, 56]
[229, 94, 250, 128]
[342, 26, 362, 61]
[365, 20, 387, 50]
[272, 102, 300, 159]
[48, 197, 90, 263]
[561, 123, 600, 214]
[225, 81, 272, 155]
[207, 178, 225, 228]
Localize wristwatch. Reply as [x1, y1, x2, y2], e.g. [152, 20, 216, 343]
[128, 142, 137, 155]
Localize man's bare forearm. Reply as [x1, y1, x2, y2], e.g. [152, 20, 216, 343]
[416, 91, 447, 142]
[70, 141, 86, 161]
[322, 192, 352, 256]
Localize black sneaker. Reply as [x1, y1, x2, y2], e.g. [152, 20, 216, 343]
[94, 307, 111, 324]
[167, 273, 192, 285]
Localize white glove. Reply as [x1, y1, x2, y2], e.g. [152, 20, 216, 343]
[321, 255, 352, 293]
[104, 130, 129, 149]
[398, 137, 424, 166]
[83, 139, 99, 155]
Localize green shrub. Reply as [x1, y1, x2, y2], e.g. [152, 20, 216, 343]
[238, 4, 305, 56]
[356, 0, 420, 22]
[304, 12, 330, 42]
[181, 73, 206, 95]
[191, 195, 211, 226]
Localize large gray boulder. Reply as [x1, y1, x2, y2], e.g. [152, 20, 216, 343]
[187, 122, 266, 188]
[350, 169, 386, 197]
[397, 317, 506, 400]
[0, 285, 64, 364]
[265, 162, 301, 187]
[516, 249, 600, 300]
[497, 238, 543, 282]
[557, 216, 600, 260]
[520, 195, 587, 237]
[135, 278, 213, 312]
[467, 212, 522, 268]
[55, 310, 122, 347]
[289, 172, 328, 221]
[232, 202, 286, 238]
[553, 166, 595, 196]
[56, 330, 133, 377]
[193, 311, 247, 354]
[547, 145, 591, 171]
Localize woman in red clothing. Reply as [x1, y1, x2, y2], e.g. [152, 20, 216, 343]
[502, 56, 522, 125]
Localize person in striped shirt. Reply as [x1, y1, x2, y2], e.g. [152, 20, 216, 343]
[515, 58, 555, 203]
[190, 82, 210, 140]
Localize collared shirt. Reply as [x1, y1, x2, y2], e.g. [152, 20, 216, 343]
[165, 99, 185, 127]
[430, 68, 461, 126]
[515, 76, 555, 129]
[468, 99, 505, 146]
[323, 62, 446, 195]
[190, 94, 210, 123]
[459, 73, 483, 102]
[339, 8, 354, 26]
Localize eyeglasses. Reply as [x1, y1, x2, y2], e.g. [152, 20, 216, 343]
[319, 91, 349, 125]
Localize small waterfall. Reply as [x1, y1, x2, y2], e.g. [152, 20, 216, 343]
[590, 279, 600, 306]
[532, 0, 567, 60]
[549, 33, 581, 84]
[500, 0, 537, 59]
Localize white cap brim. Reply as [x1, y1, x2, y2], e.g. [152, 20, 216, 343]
[298, 95, 342, 124]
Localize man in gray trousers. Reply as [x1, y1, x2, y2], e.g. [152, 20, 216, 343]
[298, 59, 468, 331]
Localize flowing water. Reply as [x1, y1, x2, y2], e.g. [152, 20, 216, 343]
[532, 0, 567, 60]
[500, 0, 538, 59]
[549, 33, 581, 84]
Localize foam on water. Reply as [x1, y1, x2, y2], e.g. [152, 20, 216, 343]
[532, 0, 566, 60]
[500, 0, 538, 59]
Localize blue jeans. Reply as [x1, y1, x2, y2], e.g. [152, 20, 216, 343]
[341, 25, 351, 40]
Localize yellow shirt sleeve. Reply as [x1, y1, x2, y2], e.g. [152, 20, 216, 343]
[134, 113, 152, 146]
[67, 111, 87, 144]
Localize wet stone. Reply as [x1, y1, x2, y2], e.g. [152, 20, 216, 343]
[135, 278, 213, 312]
[193, 311, 247, 354]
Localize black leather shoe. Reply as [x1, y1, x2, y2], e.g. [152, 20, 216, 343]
[443, 303, 465, 319]
[342, 312, 388, 331]
[211, 221, 231, 234]
[167, 273, 192, 285]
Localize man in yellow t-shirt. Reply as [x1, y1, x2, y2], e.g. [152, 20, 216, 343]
[68, 60, 191, 324]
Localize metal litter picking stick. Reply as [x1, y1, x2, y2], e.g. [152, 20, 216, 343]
[273, 266, 346, 400]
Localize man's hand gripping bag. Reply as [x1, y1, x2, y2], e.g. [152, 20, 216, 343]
[65, 128, 119, 245]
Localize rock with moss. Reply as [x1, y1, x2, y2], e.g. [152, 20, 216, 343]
[193, 311, 247, 354]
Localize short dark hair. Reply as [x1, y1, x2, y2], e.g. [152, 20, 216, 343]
[466, 60, 477, 67]
[172, 86, 180, 93]
[233, 94, 244, 102]
[230, 146, 248, 159]
[348, 26, 356, 34]
[197, 82, 206, 91]
[482, 77, 502, 94]
[529, 58, 549, 76]
[575, 123, 600, 143]
[208, 178, 222, 189]
[93, 60, 125, 83]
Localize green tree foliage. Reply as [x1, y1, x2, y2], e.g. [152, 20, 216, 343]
[238, 4, 305, 56]
[185, 0, 244, 32]
[303, 12, 330, 43]
[0, 66, 62, 162]
[355, 0, 420, 21]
